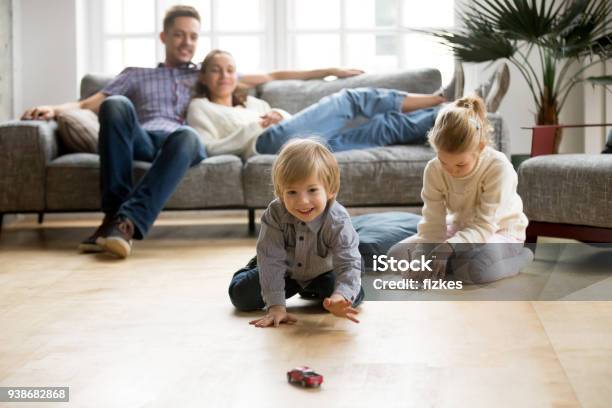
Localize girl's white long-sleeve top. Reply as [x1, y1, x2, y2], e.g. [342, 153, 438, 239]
[416, 146, 529, 243]
[186, 96, 291, 158]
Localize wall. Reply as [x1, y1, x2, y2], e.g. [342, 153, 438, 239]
[0, 0, 13, 121]
[13, 0, 78, 115]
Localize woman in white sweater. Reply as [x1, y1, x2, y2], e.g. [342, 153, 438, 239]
[387, 96, 532, 284]
[186, 50, 447, 159]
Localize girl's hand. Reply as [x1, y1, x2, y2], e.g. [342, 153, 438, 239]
[429, 259, 448, 280]
[424, 243, 454, 280]
[401, 243, 451, 282]
[249, 305, 297, 328]
[259, 111, 283, 128]
[323, 294, 360, 323]
[401, 244, 428, 280]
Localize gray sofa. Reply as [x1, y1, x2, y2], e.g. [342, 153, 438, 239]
[0, 68, 511, 232]
[517, 124, 612, 243]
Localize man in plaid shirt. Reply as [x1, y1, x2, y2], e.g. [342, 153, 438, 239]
[22, 5, 361, 259]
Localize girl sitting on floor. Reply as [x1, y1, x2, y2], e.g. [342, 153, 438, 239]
[387, 96, 533, 284]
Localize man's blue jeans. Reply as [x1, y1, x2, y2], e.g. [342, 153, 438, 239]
[255, 87, 439, 154]
[98, 95, 206, 239]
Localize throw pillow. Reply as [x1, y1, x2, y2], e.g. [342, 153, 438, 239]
[352, 211, 422, 269]
[57, 109, 99, 153]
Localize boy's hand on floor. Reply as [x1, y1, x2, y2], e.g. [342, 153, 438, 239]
[249, 305, 297, 328]
[323, 294, 360, 323]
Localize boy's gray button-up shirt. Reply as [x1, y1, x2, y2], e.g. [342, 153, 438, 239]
[256, 199, 362, 308]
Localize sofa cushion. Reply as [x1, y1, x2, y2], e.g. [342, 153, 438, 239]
[256, 69, 442, 114]
[57, 109, 99, 153]
[243, 145, 435, 208]
[352, 211, 421, 269]
[518, 154, 612, 228]
[46, 154, 245, 210]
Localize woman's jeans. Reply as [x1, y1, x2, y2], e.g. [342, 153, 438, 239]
[98, 95, 206, 238]
[256, 87, 439, 154]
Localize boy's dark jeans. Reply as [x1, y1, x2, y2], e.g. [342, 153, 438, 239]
[228, 258, 364, 312]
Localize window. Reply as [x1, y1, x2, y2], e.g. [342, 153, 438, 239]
[286, 0, 455, 81]
[89, 0, 454, 82]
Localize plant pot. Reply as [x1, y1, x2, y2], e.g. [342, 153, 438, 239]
[536, 96, 562, 153]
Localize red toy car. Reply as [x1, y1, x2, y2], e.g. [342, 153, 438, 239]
[286, 366, 323, 388]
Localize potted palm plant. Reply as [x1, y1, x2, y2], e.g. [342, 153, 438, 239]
[420, 0, 611, 152]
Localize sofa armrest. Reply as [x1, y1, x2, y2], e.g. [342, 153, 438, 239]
[0, 120, 59, 212]
[487, 112, 511, 158]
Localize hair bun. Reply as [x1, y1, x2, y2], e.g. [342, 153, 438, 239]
[457, 99, 473, 110]
[454, 95, 487, 119]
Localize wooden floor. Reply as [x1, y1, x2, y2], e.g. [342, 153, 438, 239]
[1, 213, 611, 408]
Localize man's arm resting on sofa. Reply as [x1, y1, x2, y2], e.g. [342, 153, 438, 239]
[20, 92, 107, 121]
[239, 68, 364, 88]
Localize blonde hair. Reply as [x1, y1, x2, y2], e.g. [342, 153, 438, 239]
[272, 139, 340, 200]
[428, 95, 493, 153]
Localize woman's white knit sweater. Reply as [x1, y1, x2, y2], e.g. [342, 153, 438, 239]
[417, 146, 528, 243]
[186, 96, 291, 158]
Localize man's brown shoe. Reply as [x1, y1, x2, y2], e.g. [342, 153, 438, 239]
[97, 215, 135, 259]
[78, 215, 114, 253]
